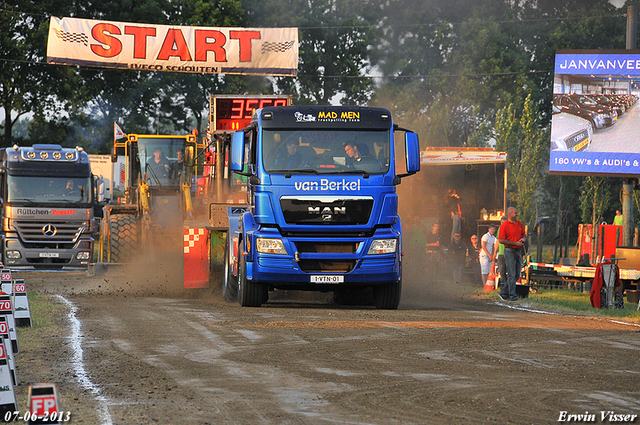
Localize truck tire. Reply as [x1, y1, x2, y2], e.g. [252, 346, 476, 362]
[109, 214, 140, 263]
[237, 242, 268, 307]
[373, 279, 402, 310]
[222, 238, 238, 302]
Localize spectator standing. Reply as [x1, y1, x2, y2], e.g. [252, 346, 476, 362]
[467, 235, 482, 286]
[613, 210, 623, 226]
[495, 216, 508, 288]
[425, 222, 444, 279]
[448, 232, 467, 284]
[480, 225, 498, 285]
[445, 189, 462, 243]
[497, 207, 527, 301]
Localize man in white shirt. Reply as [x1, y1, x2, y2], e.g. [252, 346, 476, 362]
[480, 224, 497, 285]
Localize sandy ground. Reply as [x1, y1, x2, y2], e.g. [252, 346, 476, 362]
[6, 249, 640, 424]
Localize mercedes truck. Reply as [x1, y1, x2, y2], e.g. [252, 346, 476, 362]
[0, 145, 96, 269]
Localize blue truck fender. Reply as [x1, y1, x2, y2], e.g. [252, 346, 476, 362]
[241, 211, 259, 261]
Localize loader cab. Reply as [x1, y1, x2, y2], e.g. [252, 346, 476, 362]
[136, 137, 188, 189]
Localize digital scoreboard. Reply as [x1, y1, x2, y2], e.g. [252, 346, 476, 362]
[210, 95, 292, 131]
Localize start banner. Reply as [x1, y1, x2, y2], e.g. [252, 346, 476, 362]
[46, 16, 298, 76]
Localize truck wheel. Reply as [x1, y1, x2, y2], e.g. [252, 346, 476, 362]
[237, 242, 268, 307]
[109, 214, 140, 263]
[222, 238, 238, 302]
[373, 279, 402, 310]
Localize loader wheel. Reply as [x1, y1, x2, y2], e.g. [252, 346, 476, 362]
[237, 242, 268, 307]
[222, 238, 238, 302]
[109, 214, 141, 263]
[373, 279, 402, 310]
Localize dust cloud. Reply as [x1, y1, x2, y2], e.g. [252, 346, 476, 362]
[85, 226, 211, 299]
[397, 170, 483, 310]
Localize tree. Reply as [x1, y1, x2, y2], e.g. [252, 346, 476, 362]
[580, 176, 612, 230]
[368, 0, 534, 148]
[494, 95, 546, 229]
[1, 0, 251, 151]
[0, 1, 83, 145]
[245, 0, 374, 105]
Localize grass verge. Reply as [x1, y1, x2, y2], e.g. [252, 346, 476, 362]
[479, 288, 640, 322]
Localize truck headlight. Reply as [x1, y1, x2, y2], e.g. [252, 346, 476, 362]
[256, 238, 288, 255]
[76, 251, 91, 260]
[367, 239, 397, 255]
[5, 251, 21, 259]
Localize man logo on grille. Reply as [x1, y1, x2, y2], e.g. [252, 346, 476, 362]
[42, 224, 57, 237]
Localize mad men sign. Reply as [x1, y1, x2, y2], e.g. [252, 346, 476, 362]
[46, 17, 298, 76]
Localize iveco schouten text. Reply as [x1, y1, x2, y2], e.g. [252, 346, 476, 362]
[0, 145, 96, 269]
[224, 105, 420, 308]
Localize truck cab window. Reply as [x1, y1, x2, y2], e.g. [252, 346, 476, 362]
[262, 129, 390, 174]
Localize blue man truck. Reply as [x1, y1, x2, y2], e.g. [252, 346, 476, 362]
[222, 105, 420, 308]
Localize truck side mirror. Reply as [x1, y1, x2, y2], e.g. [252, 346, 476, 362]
[184, 146, 195, 167]
[94, 176, 109, 203]
[405, 132, 420, 174]
[231, 131, 246, 172]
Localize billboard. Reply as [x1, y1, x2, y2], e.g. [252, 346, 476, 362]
[46, 17, 298, 76]
[550, 50, 640, 176]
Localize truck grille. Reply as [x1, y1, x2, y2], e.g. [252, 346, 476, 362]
[297, 259, 356, 273]
[13, 221, 85, 248]
[281, 197, 373, 225]
[295, 241, 358, 254]
[293, 240, 359, 273]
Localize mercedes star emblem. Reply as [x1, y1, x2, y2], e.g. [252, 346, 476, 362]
[42, 224, 57, 237]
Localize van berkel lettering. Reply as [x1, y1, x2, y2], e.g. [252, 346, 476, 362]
[294, 179, 361, 191]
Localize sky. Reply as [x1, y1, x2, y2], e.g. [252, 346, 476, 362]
[610, 0, 625, 7]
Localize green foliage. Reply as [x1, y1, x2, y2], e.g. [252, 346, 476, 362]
[0, 0, 633, 247]
[246, 0, 374, 105]
[494, 95, 546, 228]
[580, 176, 612, 228]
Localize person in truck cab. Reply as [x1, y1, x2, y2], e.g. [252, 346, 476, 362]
[147, 147, 171, 179]
[344, 142, 379, 169]
[63, 179, 76, 196]
[274, 140, 303, 169]
[344, 141, 361, 166]
[171, 149, 185, 179]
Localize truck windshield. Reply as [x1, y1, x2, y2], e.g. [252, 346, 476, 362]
[136, 137, 186, 188]
[262, 129, 390, 175]
[8, 175, 92, 205]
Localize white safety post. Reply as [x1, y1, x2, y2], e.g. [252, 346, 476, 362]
[0, 335, 17, 415]
[0, 295, 18, 353]
[28, 383, 62, 425]
[13, 279, 32, 328]
[0, 317, 16, 386]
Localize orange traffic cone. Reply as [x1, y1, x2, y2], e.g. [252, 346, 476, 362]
[484, 261, 496, 291]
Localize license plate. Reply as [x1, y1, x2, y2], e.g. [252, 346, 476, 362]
[310, 275, 344, 284]
[39, 252, 59, 258]
[573, 138, 589, 151]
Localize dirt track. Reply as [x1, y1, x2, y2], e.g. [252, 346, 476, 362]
[8, 258, 640, 425]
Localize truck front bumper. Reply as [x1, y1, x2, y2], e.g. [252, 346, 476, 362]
[3, 236, 94, 270]
[245, 228, 401, 289]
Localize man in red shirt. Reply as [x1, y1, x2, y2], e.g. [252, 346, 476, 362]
[497, 207, 526, 301]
